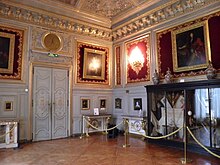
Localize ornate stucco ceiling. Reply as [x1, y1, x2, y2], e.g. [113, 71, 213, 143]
[55, 0, 148, 19]
[5, 0, 158, 28]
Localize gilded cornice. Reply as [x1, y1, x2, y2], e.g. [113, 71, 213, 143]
[112, 0, 219, 41]
[0, 2, 112, 41]
[0, 0, 219, 42]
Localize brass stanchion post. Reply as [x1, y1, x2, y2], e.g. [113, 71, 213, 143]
[105, 117, 110, 134]
[86, 117, 90, 137]
[103, 117, 110, 135]
[141, 118, 147, 141]
[180, 122, 192, 164]
[79, 116, 85, 139]
[122, 118, 130, 148]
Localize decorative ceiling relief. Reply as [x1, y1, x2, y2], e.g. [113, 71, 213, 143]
[80, 0, 133, 18]
[56, 0, 147, 18]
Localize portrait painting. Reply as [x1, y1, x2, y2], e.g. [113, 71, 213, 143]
[115, 98, 122, 109]
[83, 48, 105, 80]
[0, 32, 15, 74]
[100, 99, 106, 109]
[172, 21, 210, 72]
[81, 99, 90, 110]
[5, 101, 13, 111]
[133, 98, 142, 110]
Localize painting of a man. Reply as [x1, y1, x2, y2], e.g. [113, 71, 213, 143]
[172, 22, 210, 72]
[176, 27, 206, 67]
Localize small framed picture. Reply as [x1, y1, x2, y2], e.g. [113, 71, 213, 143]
[81, 99, 90, 110]
[115, 98, 122, 109]
[94, 108, 99, 115]
[100, 99, 106, 109]
[133, 98, 142, 110]
[5, 101, 13, 111]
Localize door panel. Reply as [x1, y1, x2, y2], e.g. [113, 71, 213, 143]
[52, 69, 68, 139]
[33, 67, 52, 141]
[33, 67, 68, 141]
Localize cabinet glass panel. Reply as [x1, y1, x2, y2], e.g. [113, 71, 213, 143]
[165, 91, 184, 141]
[0, 125, 6, 143]
[187, 88, 220, 148]
[148, 92, 165, 137]
[187, 89, 210, 146]
[210, 88, 220, 148]
[149, 90, 184, 141]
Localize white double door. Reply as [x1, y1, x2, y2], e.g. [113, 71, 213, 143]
[33, 67, 69, 141]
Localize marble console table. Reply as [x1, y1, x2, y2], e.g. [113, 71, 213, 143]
[82, 114, 111, 136]
[0, 119, 19, 148]
[122, 115, 147, 135]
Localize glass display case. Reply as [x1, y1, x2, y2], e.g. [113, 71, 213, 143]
[145, 79, 220, 154]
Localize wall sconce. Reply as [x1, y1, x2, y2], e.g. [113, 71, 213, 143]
[128, 46, 144, 74]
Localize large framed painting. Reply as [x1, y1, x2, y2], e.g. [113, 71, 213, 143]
[0, 26, 24, 80]
[76, 42, 109, 85]
[125, 35, 150, 83]
[83, 48, 105, 80]
[171, 21, 211, 72]
[0, 32, 15, 74]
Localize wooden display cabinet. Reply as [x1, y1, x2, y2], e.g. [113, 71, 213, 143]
[145, 79, 220, 155]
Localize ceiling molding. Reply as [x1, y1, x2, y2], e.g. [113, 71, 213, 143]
[112, 0, 219, 41]
[0, 0, 219, 42]
[0, 1, 112, 41]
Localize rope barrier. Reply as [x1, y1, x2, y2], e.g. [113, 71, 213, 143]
[187, 126, 220, 159]
[0, 123, 17, 138]
[84, 118, 220, 159]
[84, 118, 123, 132]
[129, 120, 183, 140]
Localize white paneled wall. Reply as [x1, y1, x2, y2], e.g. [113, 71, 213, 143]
[0, 85, 29, 141]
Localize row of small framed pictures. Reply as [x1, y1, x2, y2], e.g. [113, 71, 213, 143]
[81, 98, 142, 111]
[81, 99, 106, 110]
[115, 98, 143, 110]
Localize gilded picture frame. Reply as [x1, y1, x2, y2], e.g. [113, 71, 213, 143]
[115, 45, 121, 85]
[115, 98, 122, 109]
[81, 99, 90, 110]
[83, 48, 105, 80]
[5, 101, 13, 111]
[133, 98, 142, 111]
[100, 99, 106, 109]
[0, 32, 15, 74]
[171, 21, 211, 72]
